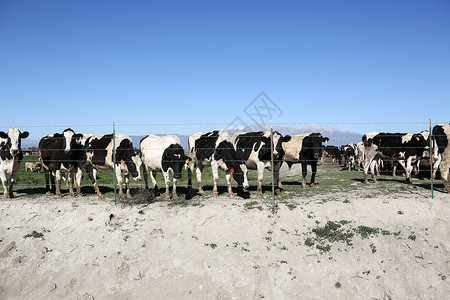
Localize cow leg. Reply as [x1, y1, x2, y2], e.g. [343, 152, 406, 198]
[142, 163, 150, 189]
[256, 162, 264, 197]
[172, 176, 178, 200]
[125, 174, 132, 199]
[55, 170, 62, 198]
[74, 167, 83, 197]
[115, 167, 125, 199]
[370, 160, 378, 183]
[44, 168, 52, 194]
[225, 172, 234, 197]
[301, 163, 308, 189]
[65, 170, 75, 197]
[1, 172, 8, 198]
[148, 169, 160, 196]
[439, 159, 450, 192]
[241, 164, 249, 192]
[88, 166, 103, 197]
[405, 157, 413, 183]
[211, 161, 219, 197]
[363, 159, 371, 184]
[162, 171, 171, 200]
[186, 161, 195, 200]
[196, 165, 205, 194]
[273, 160, 283, 197]
[310, 162, 317, 188]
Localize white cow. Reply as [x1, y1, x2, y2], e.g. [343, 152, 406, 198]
[140, 135, 188, 200]
[0, 128, 29, 198]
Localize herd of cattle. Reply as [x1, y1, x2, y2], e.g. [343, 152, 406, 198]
[1, 124, 450, 200]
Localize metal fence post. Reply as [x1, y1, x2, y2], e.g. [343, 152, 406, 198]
[429, 119, 433, 199]
[113, 122, 117, 205]
[270, 120, 275, 212]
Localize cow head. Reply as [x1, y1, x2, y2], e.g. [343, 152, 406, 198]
[214, 141, 248, 189]
[304, 133, 329, 160]
[117, 139, 142, 181]
[0, 128, 29, 157]
[62, 128, 83, 154]
[162, 144, 187, 179]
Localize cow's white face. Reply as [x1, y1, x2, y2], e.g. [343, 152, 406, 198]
[63, 130, 75, 153]
[7, 128, 29, 157]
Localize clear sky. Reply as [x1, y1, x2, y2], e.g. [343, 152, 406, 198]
[1, 0, 449, 142]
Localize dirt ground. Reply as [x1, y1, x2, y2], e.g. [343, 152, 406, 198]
[0, 185, 449, 299]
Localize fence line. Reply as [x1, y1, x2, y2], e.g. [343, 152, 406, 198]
[1, 120, 448, 202]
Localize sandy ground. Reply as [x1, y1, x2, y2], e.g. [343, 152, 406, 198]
[1, 186, 449, 299]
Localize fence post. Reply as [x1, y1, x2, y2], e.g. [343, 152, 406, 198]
[270, 120, 275, 212]
[429, 119, 433, 199]
[113, 122, 117, 205]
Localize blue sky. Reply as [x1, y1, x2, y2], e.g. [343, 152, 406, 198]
[1, 0, 449, 142]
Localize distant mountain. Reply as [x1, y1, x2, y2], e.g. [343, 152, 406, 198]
[221, 123, 362, 146]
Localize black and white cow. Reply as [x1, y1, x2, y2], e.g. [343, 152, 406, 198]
[282, 133, 329, 189]
[140, 135, 188, 200]
[0, 128, 29, 198]
[362, 132, 428, 184]
[186, 131, 246, 199]
[83, 134, 142, 199]
[232, 131, 285, 197]
[432, 124, 450, 192]
[39, 128, 85, 197]
[341, 144, 357, 171]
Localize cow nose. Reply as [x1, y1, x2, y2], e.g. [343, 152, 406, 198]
[10, 149, 18, 156]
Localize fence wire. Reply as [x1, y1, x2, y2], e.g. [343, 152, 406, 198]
[1, 120, 448, 200]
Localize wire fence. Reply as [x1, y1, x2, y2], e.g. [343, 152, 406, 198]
[1, 120, 448, 202]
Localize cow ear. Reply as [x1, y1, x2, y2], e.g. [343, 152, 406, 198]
[20, 131, 29, 139]
[323, 137, 329, 144]
[0, 131, 8, 138]
[282, 135, 291, 143]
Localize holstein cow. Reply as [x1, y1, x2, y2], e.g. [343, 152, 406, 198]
[432, 124, 450, 192]
[83, 134, 142, 199]
[140, 135, 188, 200]
[0, 128, 29, 198]
[282, 133, 329, 189]
[39, 128, 85, 197]
[362, 132, 427, 184]
[186, 131, 246, 199]
[341, 144, 357, 171]
[232, 131, 285, 197]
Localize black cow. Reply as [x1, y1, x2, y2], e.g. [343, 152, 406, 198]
[0, 128, 29, 198]
[282, 133, 329, 189]
[39, 128, 84, 197]
[362, 132, 428, 184]
[186, 131, 246, 199]
[140, 134, 188, 200]
[322, 145, 342, 165]
[232, 131, 285, 197]
[83, 134, 142, 199]
[432, 124, 450, 192]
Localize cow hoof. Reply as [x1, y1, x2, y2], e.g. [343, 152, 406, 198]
[45, 191, 51, 195]
[165, 194, 170, 201]
[172, 193, 179, 200]
[213, 191, 218, 197]
[228, 193, 235, 198]
[364, 180, 370, 184]
[310, 183, 316, 188]
[198, 188, 205, 194]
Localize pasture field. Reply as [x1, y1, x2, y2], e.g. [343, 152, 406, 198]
[15, 155, 439, 201]
[1, 156, 449, 299]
